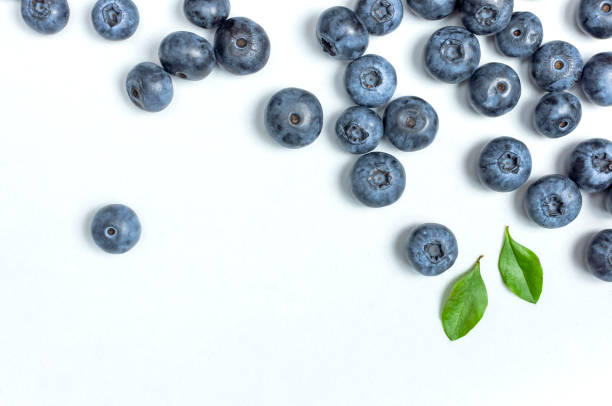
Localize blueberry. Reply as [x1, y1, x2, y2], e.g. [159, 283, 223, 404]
[581, 52, 612, 106]
[459, 0, 514, 36]
[159, 31, 215, 81]
[478, 136, 532, 192]
[125, 62, 174, 112]
[383, 96, 438, 152]
[578, 0, 612, 39]
[534, 92, 582, 139]
[405, 0, 457, 20]
[355, 0, 403, 35]
[530, 41, 583, 92]
[214, 17, 270, 75]
[405, 223, 459, 276]
[344, 54, 397, 108]
[21, 0, 69, 34]
[350, 152, 406, 207]
[494, 11, 542, 58]
[568, 138, 612, 193]
[525, 175, 582, 229]
[91, 0, 138, 40]
[183, 0, 230, 29]
[316, 6, 369, 60]
[91, 204, 141, 254]
[585, 229, 612, 281]
[606, 188, 612, 214]
[469, 62, 521, 117]
[335, 106, 383, 154]
[425, 26, 481, 84]
[265, 88, 323, 149]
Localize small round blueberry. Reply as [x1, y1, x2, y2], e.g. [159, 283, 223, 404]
[494, 11, 543, 58]
[159, 31, 215, 81]
[355, 0, 403, 36]
[459, 0, 514, 36]
[125, 62, 174, 113]
[469, 62, 521, 117]
[530, 41, 583, 92]
[406, 0, 457, 20]
[183, 0, 230, 29]
[335, 106, 384, 154]
[525, 175, 582, 229]
[578, 0, 612, 39]
[91, 0, 139, 41]
[316, 6, 369, 60]
[91, 204, 141, 254]
[581, 52, 612, 106]
[585, 229, 612, 281]
[214, 17, 270, 75]
[478, 136, 532, 192]
[568, 138, 612, 193]
[425, 26, 481, 84]
[383, 96, 439, 152]
[21, 0, 69, 35]
[605, 188, 612, 214]
[344, 54, 397, 108]
[405, 223, 459, 276]
[350, 152, 406, 207]
[534, 92, 582, 139]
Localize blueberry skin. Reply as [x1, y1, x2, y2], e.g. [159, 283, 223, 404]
[214, 17, 270, 75]
[125, 62, 174, 112]
[469, 62, 521, 117]
[494, 11, 542, 58]
[159, 31, 215, 81]
[406, 0, 457, 20]
[355, 0, 403, 35]
[316, 6, 369, 60]
[525, 175, 582, 229]
[335, 106, 384, 154]
[405, 223, 458, 276]
[21, 0, 69, 34]
[383, 96, 438, 152]
[568, 138, 612, 193]
[534, 92, 582, 139]
[425, 26, 481, 84]
[91, 0, 139, 41]
[581, 52, 612, 106]
[578, 0, 612, 39]
[586, 230, 612, 282]
[265, 88, 323, 149]
[459, 0, 514, 36]
[530, 41, 583, 92]
[91, 204, 141, 254]
[350, 152, 406, 207]
[605, 188, 612, 214]
[183, 0, 230, 29]
[344, 55, 397, 108]
[478, 136, 532, 192]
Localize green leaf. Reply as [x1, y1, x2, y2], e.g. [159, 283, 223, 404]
[442, 256, 488, 341]
[498, 226, 543, 304]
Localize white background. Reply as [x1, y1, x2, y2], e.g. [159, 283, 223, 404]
[0, 0, 611, 404]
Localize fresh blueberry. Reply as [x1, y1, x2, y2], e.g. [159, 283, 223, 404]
[214, 17, 270, 75]
[534, 92, 582, 138]
[91, 204, 141, 254]
[578, 0, 612, 39]
[469, 62, 521, 117]
[459, 0, 514, 36]
[344, 54, 397, 108]
[335, 106, 384, 154]
[350, 152, 406, 207]
[183, 0, 230, 29]
[159, 31, 215, 81]
[125, 62, 174, 112]
[585, 229, 612, 281]
[383, 96, 438, 152]
[530, 41, 583, 92]
[568, 138, 612, 193]
[494, 11, 542, 58]
[91, 0, 138, 41]
[265, 88, 323, 149]
[355, 0, 403, 35]
[425, 26, 481, 84]
[525, 175, 582, 229]
[405, 223, 459, 276]
[405, 0, 457, 20]
[21, 0, 69, 34]
[478, 136, 532, 192]
[581, 52, 612, 106]
[316, 6, 369, 60]
[606, 188, 612, 214]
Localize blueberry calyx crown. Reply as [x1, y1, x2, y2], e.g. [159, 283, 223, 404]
[289, 113, 302, 125]
[343, 122, 369, 144]
[592, 152, 612, 174]
[235, 37, 248, 49]
[441, 39, 465, 63]
[104, 226, 118, 238]
[601, 2, 612, 13]
[31, 0, 51, 18]
[497, 152, 520, 174]
[371, 0, 394, 23]
[360, 68, 383, 90]
[475, 5, 499, 27]
[319, 37, 337, 57]
[102, 3, 123, 27]
[542, 194, 564, 217]
[368, 167, 392, 189]
[424, 242, 445, 264]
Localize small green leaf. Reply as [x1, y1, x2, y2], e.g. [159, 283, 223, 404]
[442, 256, 488, 341]
[498, 226, 543, 304]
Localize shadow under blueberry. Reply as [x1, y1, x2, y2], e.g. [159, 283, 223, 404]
[512, 181, 536, 227]
[556, 139, 580, 175]
[304, 12, 325, 58]
[254, 90, 287, 148]
[464, 139, 490, 191]
[454, 80, 481, 117]
[339, 157, 363, 208]
[409, 31, 439, 83]
[394, 225, 417, 271]
[572, 230, 597, 275]
[516, 95, 540, 136]
[83, 207, 99, 250]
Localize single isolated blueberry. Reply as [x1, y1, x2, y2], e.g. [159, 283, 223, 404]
[459, 0, 514, 36]
[425, 26, 481, 84]
[21, 0, 69, 34]
[383, 96, 439, 152]
[316, 6, 369, 60]
[478, 136, 532, 192]
[585, 229, 612, 282]
[469, 62, 521, 117]
[91, 204, 141, 254]
[214, 17, 270, 75]
[525, 175, 582, 229]
[578, 0, 612, 39]
[494, 11, 542, 58]
[265, 88, 323, 149]
[159, 31, 215, 81]
[350, 152, 406, 207]
[406, 0, 457, 20]
[405, 223, 459, 276]
[183, 0, 230, 29]
[534, 92, 582, 138]
[568, 138, 612, 193]
[344, 54, 397, 108]
[91, 0, 139, 41]
[530, 41, 583, 92]
[355, 0, 403, 35]
[126, 62, 174, 112]
[581, 52, 612, 106]
[335, 106, 384, 154]
[606, 188, 612, 214]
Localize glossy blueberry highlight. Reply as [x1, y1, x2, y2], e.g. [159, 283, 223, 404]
[534, 92, 582, 138]
[606, 188, 612, 214]
[91, 0, 139, 40]
[383, 96, 438, 152]
[494, 11, 542, 58]
[159, 31, 215, 81]
[478, 136, 532, 192]
[183, 0, 230, 29]
[530, 41, 583, 92]
[459, 0, 514, 36]
[214, 17, 270, 75]
[350, 152, 406, 207]
[581, 52, 612, 106]
[525, 175, 582, 229]
[586, 230, 612, 282]
[425, 26, 481, 84]
[355, 0, 403, 35]
[469, 63, 521, 117]
[406, 0, 457, 20]
[126, 62, 174, 112]
[405, 223, 459, 276]
[316, 6, 369, 60]
[344, 55, 397, 108]
[568, 138, 612, 193]
[21, 0, 69, 34]
[91, 204, 141, 254]
[578, 0, 612, 39]
[335, 106, 383, 154]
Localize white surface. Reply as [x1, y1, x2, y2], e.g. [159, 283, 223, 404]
[0, 0, 611, 404]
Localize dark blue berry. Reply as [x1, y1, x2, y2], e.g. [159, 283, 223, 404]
[355, 0, 403, 35]
[406, 0, 457, 20]
[605, 188, 612, 214]
[316, 6, 369, 60]
[159, 31, 215, 81]
[344, 54, 397, 108]
[350, 152, 406, 207]
[478, 136, 532, 192]
[214, 17, 270, 75]
[469, 62, 521, 117]
[21, 0, 69, 34]
[425, 26, 481, 84]
[586, 229, 612, 281]
[578, 0, 612, 39]
[525, 175, 582, 229]
[460, 0, 514, 36]
[383, 96, 438, 152]
[405, 223, 459, 276]
[568, 138, 612, 193]
[530, 41, 583, 92]
[126, 62, 174, 112]
[494, 11, 542, 58]
[183, 0, 230, 29]
[581, 52, 612, 106]
[534, 92, 582, 138]
[91, 0, 138, 41]
[91, 204, 141, 254]
[335, 106, 383, 154]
